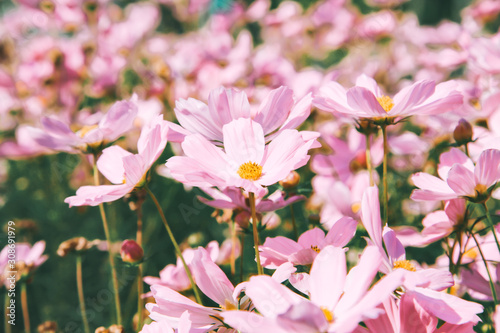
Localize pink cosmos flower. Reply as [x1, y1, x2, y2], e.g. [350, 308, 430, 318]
[146, 247, 245, 331]
[259, 216, 357, 268]
[0, 241, 48, 286]
[411, 148, 500, 202]
[313, 74, 463, 122]
[360, 293, 481, 332]
[64, 116, 168, 206]
[223, 245, 410, 333]
[168, 86, 312, 143]
[166, 118, 319, 197]
[27, 97, 138, 153]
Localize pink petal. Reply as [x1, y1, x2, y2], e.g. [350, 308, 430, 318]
[411, 173, 457, 201]
[280, 92, 312, 132]
[64, 184, 132, 206]
[24, 241, 46, 265]
[123, 154, 146, 186]
[355, 74, 382, 97]
[447, 164, 476, 196]
[99, 98, 138, 141]
[361, 186, 384, 253]
[222, 311, 290, 333]
[389, 80, 435, 116]
[97, 146, 131, 184]
[474, 149, 500, 188]
[323, 216, 357, 248]
[259, 236, 302, 269]
[346, 87, 386, 116]
[297, 228, 325, 248]
[189, 247, 234, 307]
[438, 148, 473, 180]
[309, 245, 346, 310]
[382, 227, 405, 262]
[223, 118, 265, 166]
[174, 98, 222, 142]
[408, 288, 483, 325]
[254, 86, 294, 135]
[399, 293, 438, 333]
[313, 81, 355, 115]
[208, 87, 251, 127]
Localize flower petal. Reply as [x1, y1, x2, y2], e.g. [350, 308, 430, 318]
[97, 146, 131, 184]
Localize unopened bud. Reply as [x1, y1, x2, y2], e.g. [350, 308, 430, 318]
[279, 171, 300, 189]
[57, 237, 94, 257]
[95, 325, 125, 333]
[453, 119, 473, 145]
[235, 210, 251, 229]
[120, 240, 144, 264]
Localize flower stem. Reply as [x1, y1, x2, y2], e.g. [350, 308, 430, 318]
[230, 220, 236, 277]
[470, 231, 498, 304]
[93, 157, 122, 325]
[381, 125, 389, 226]
[365, 133, 374, 187]
[290, 204, 298, 241]
[249, 192, 264, 275]
[136, 205, 144, 332]
[20, 282, 30, 333]
[482, 202, 500, 255]
[239, 233, 245, 283]
[4, 291, 11, 333]
[145, 186, 202, 304]
[76, 255, 90, 333]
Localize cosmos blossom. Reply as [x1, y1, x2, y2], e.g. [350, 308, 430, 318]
[166, 118, 319, 197]
[64, 116, 168, 206]
[411, 148, 500, 202]
[167, 86, 312, 143]
[313, 74, 463, 121]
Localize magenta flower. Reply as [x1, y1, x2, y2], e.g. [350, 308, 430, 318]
[168, 86, 312, 143]
[259, 216, 357, 268]
[166, 118, 319, 197]
[27, 97, 138, 153]
[64, 116, 168, 206]
[314, 74, 463, 122]
[411, 148, 500, 202]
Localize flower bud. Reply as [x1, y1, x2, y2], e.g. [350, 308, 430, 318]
[279, 171, 300, 189]
[453, 119, 473, 145]
[235, 210, 251, 229]
[57, 237, 93, 257]
[95, 325, 125, 333]
[120, 240, 144, 264]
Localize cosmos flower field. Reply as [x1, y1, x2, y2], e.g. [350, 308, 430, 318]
[1, 0, 500, 332]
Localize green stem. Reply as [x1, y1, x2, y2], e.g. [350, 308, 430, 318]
[93, 158, 122, 325]
[482, 202, 500, 256]
[76, 255, 90, 333]
[136, 205, 144, 332]
[464, 143, 470, 157]
[230, 220, 236, 277]
[239, 233, 245, 283]
[20, 283, 30, 333]
[381, 125, 389, 226]
[365, 133, 374, 187]
[249, 192, 264, 275]
[470, 231, 498, 304]
[5, 291, 11, 333]
[145, 186, 202, 304]
[290, 204, 298, 241]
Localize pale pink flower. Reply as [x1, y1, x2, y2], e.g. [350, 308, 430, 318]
[27, 97, 138, 153]
[168, 86, 312, 143]
[64, 116, 168, 206]
[166, 118, 319, 197]
[259, 216, 357, 268]
[411, 148, 500, 202]
[223, 245, 410, 333]
[0, 241, 48, 286]
[314, 74, 463, 122]
[146, 247, 244, 331]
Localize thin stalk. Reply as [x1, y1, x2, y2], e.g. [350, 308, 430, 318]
[482, 202, 500, 256]
[290, 204, 298, 241]
[5, 291, 11, 333]
[249, 192, 264, 275]
[20, 282, 30, 333]
[93, 157, 122, 325]
[464, 143, 470, 157]
[145, 186, 202, 304]
[239, 234, 245, 283]
[470, 231, 498, 304]
[76, 255, 90, 333]
[381, 125, 389, 226]
[230, 220, 236, 277]
[136, 205, 144, 332]
[365, 133, 374, 187]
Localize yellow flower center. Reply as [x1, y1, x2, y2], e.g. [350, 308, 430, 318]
[474, 184, 488, 196]
[393, 260, 416, 272]
[237, 162, 262, 181]
[77, 124, 99, 138]
[464, 248, 478, 260]
[376, 95, 394, 113]
[351, 202, 361, 214]
[311, 245, 321, 253]
[321, 307, 334, 322]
